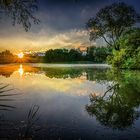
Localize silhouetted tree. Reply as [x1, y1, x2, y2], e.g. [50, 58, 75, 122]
[0, 0, 39, 31]
[86, 2, 140, 50]
[0, 50, 15, 63]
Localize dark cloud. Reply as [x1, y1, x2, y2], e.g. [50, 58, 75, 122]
[39, 0, 107, 5]
[37, 0, 110, 31]
[0, 0, 139, 50]
[1, 0, 139, 32]
[37, 0, 139, 31]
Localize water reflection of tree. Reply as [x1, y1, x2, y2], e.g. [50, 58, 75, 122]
[43, 67, 82, 79]
[86, 70, 140, 129]
[42, 67, 109, 80]
[0, 65, 110, 81]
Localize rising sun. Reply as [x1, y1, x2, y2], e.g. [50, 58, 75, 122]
[18, 52, 24, 58]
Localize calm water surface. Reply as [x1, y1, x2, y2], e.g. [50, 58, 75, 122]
[0, 63, 140, 140]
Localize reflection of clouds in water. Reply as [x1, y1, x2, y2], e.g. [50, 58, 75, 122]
[75, 89, 89, 96]
[0, 64, 110, 97]
[0, 71, 108, 97]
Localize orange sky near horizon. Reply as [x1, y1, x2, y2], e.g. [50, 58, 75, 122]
[0, 29, 94, 53]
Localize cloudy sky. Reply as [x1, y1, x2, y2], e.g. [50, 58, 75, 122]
[0, 0, 139, 53]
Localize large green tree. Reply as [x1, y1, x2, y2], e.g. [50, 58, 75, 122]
[107, 28, 140, 69]
[86, 2, 140, 50]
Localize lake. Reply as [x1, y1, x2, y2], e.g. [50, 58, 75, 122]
[0, 63, 140, 140]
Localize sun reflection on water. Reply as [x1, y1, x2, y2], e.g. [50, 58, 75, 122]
[18, 64, 24, 77]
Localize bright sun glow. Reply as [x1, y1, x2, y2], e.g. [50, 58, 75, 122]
[18, 52, 24, 58]
[18, 64, 24, 77]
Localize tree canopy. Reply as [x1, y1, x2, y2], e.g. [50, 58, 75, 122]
[107, 28, 140, 69]
[0, 0, 39, 31]
[86, 2, 140, 50]
[43, 48, 110, 63]
[44, 49, 82, 63]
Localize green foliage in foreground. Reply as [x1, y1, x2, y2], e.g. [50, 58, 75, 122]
[107, 28, 140, 69]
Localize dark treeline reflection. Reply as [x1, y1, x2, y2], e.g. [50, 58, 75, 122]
[0, 64, 109, 80]
[86, 70, 140, 129]
[42, 67, 109, 80]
